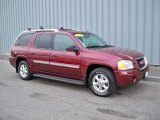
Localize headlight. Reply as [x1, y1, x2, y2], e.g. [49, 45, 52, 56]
[118, 60, 134, 70]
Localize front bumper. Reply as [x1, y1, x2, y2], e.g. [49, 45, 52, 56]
[114, 67, 149, 87]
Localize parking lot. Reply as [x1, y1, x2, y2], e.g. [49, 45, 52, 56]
[0, 56, 160, 120]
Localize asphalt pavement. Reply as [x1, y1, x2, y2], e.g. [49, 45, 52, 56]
[0, 55, 160, 120]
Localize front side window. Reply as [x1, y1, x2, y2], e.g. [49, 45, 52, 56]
[35, 34, 51, 49]
[15, 34, 33, 46]
[53, 34, 76, 51]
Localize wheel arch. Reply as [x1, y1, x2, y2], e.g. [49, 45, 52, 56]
[85, 64, 116, 85]
[16, 57, 28, 73]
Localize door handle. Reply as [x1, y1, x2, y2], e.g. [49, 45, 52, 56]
[52, 54, 57, 57]
[31, 52, 36, 55]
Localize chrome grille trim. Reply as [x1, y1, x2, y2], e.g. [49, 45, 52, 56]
[135, 56, 148, 70]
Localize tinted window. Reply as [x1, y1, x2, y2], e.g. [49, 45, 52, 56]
[35, 34, 51, 49]
[53, 34, 75, 51]
[15, 34, 33, 46]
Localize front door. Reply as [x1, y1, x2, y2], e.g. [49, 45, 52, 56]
[50, 33, 82, 79]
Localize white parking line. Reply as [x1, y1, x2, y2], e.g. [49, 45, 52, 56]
[148, 76, 160, 79]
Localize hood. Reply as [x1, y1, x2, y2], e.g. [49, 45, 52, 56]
[92, 47, 144, 60]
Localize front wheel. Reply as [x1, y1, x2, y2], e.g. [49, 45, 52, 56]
[88, 67, 117, 97]
[18, 60, 32, 80]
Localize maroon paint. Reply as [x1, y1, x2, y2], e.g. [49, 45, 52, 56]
[9, 31, 149, 87]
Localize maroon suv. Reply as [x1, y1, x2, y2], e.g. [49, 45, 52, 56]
[9, 28, 149, 96]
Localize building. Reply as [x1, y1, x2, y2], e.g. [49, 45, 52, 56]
[0, 0, 160, 65]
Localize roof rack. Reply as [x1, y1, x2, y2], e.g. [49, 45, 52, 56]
[25, 26, 84, 33]
[26, 26, 60, 32]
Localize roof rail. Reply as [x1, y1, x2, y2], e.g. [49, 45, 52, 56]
[26, 26, 59, 32]
[44, 29, 59, 32]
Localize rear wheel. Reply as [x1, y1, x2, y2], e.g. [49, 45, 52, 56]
[88, 67, 117, 97]
[18, 60, 32, 80]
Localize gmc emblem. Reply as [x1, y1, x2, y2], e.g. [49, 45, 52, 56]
[140, 60, 145, 65]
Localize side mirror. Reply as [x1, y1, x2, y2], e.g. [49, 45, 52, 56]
[66, 45, 79, 53]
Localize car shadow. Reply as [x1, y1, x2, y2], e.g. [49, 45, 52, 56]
[32, 76, 90, 93]
[30, 76, 147, 97]
[113, 80, 147, 97]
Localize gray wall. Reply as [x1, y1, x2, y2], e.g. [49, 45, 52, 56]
[0, 0, 160, 65]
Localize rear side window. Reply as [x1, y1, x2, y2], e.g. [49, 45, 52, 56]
[53, 34, 75, 51]
[35, 34, 51, 49]
[14, 34, 33, 46]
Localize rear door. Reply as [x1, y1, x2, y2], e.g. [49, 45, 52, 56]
[50, 33, 82, 79]
[30, 33, 52, 73]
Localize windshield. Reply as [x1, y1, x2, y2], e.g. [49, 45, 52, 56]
[74, 33, 109, 48]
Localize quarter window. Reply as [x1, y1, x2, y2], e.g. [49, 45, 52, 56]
[35, 34, 51, 49]
[14, 34, 33, 46]
[53, 34, 76, 51]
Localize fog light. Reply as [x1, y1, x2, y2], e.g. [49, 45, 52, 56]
[121, 71, 128, 75]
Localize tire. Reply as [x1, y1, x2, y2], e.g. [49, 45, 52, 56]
[18, 60, 32, 80]
[88, 67, 117, 97]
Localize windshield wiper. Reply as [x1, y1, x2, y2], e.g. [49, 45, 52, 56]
[86, 45, 103, 48]
[86, 44, 113, 48]
[100, 44, 114, 47]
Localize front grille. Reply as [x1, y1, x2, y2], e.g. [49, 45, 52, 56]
[136, 57, 146, 69]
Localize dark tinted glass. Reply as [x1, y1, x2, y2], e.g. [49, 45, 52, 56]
[35, 34, 51, 49]
[15, 34, 33, 46]
[53, 34, 75, 51]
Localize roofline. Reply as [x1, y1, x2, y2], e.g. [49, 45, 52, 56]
[20, 28, 89, 35]
[22, 28, 59, 33]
